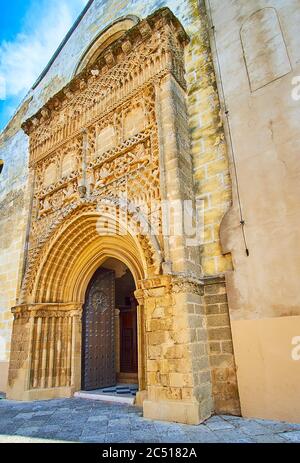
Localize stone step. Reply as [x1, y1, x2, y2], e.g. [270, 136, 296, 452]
[74, 391, 135, 405]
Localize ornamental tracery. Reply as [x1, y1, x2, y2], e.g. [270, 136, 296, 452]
[20, 9, 189, 303]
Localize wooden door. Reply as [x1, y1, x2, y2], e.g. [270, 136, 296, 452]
[82, 268, 116, 390]
[120, 304, 138, 374]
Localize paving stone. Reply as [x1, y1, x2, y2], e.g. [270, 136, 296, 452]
[108, 417, 131, 425]
[162, 434, 189, 443]
[205, 420, 235, 431]
[154, 422, 185, 433]
[105, 432, 135, 443]
[220, 414, 245, 422]
[212, 430, 255, 443]
[253, 434, 289, 443]
[81, 430, 106, 439]
[278, 431, 300, 443]
[14, 426, 41, 437]
[32, 410, 54, 417]
[134, 438, 162, 443]
[0, 435, 68, 443]
[80, 436, 107, 443]
[28, 415, 53, 423]
[257, 421, 299, 434]
[54, 432, 82, 441]
[0, 397, 299, 443]
[256, 420, 300, 433]
[205, 415, 227, 424]
[107, 419, 131, 432]
[132, 430, 160, 440]
[46, 418, 69, 426]
[87, 415, 109, 423]
[60, 426, 84, 435]
[188, 430, 221, 443]
[68, 415, 89, 424]
[131, 423, 157, 432]
[0, 411, 19, 419]
[51, 410, 73, 417]
[14, 412, 35, 420]
[39, 425, 62, 433]
[238, 421, 274, 436]
[0, 424, 21, 435]
[15, 419, 50, 428]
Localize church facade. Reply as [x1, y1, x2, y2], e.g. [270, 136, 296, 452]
[0, 0, 300, 425]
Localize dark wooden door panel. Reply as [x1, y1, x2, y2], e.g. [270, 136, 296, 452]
[82, 268, 116, 390]
[120, 309, 138, 374]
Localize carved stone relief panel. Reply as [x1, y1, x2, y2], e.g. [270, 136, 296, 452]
[43, 162, 57, 188]
[20, 9, 189, 299]
[96, 125, 116, 157]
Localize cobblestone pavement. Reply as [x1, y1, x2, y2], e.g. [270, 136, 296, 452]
[0, 397, 300, 443]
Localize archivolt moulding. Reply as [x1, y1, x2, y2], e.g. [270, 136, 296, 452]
[74, 15, 140, 76]
[21, 201, 163, 304]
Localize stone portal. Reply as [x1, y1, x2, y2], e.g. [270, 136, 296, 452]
[7, 8, 223, 424]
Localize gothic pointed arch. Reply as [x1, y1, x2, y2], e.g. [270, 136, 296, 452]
[21, 201, 162, 304]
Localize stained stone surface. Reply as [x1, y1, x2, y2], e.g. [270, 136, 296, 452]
[0, 398, 299, 443]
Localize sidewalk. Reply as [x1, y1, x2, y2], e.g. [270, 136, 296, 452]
[0, 397, 299, 443]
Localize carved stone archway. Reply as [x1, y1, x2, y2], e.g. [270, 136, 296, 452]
[8, 8, 215, 424]
[8, 206, 152, 403]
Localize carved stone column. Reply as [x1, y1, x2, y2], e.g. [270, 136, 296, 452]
[134, 291, 148, 406]
[7, 303, 82, 401]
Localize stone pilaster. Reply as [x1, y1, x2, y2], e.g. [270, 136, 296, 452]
[137, 275, 213, 424]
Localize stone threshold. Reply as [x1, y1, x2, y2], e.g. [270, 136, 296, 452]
[74, 390, 135, 405]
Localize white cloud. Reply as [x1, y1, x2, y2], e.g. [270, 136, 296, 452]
[0, 0, 89, 101]
[0, 75, 6, 100]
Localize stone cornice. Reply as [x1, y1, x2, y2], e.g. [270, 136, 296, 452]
[22, 8, 189, 137]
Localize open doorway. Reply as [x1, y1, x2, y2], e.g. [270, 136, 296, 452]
[81, 258, 138, 396]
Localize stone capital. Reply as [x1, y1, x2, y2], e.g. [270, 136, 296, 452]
[11, 303, 83, 320]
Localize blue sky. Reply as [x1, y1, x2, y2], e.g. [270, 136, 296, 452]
[0, 0, 89, 131]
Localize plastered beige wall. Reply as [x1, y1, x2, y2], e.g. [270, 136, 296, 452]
[208, 0, 300, 422]
[231, 316, 300, 423]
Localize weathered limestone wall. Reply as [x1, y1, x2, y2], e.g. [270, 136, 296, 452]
[204, 277, 240, 415]
[0, 109, 31, 391]
[187, 0, 233, 277]
[208, 0, 300, 422]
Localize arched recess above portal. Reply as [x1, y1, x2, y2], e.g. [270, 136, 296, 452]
[74, 15, 140, 76]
